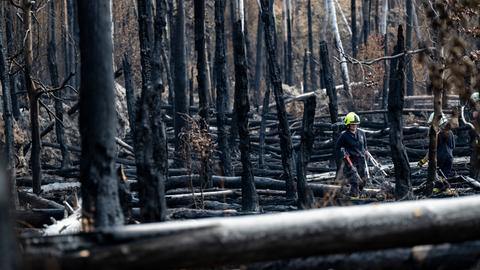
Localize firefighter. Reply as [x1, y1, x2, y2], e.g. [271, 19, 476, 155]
[418, 113, 456, 177]
[335, 112, 370, 197]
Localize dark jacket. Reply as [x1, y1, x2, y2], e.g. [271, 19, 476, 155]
[437, 130, 455, 160]
[335, 129, 368, 159]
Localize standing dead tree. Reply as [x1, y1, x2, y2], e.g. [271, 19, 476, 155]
[134, 0, 168, 222]
[307, 0, 317, 91]
[233, 13, 259, 211]
[22, 0, 42, 195]
[261, 0, 296, 200]
[326, 0, 353, 110]
[48, 0, 69, 169]
[0, 2, 17, 207]
[0, 164, 15, 270]
[77, 0, 124, 228]
[214, 0, 232, 176]
[388, 25, 412, 200]
[172, 0, 188, 167]
[194, 0, 212, 188]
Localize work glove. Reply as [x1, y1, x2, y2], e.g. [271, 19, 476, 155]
[417, 158, 428, 167]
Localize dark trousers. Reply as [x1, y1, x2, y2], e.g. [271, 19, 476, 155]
[343, 156, 367, 194]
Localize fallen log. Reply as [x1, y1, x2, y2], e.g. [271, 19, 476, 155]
[247, 240, 480, 270]
[16, 209, 65, 228]
[21, 195, 480, 269]
[18, 192, 64, 209]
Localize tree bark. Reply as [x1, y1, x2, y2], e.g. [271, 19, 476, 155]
[361, 0, 370, 45]
[326, 0, 353, 110]
[0, 2, 18, 207]
[0, 163, 16, 270]
[152, 0, 167, 96]
[296, 95, 316, 209]
[388, 25, 412, 200]
[233, 19, 259, 211]
[4, 4, 20, 120]
[307, 0, 317, 91]
[48, 0, 70, 169]
[21, 196, 480, 270]
[172, 0, 188, 166]
[23, 0, 42, 195]
[285, 0, 293, 86]
[405, 0, 414, 96]
[135, 0, 168, 222]
[122, 54, 136, 136]
[253, 10, 264, 111]
[77, 0, 124, 228]
[214, 0, 232, 177]
[261, 0, 296, 200]
[381, 0, 389, 110]
[351, 0, 358, 58]
[258, 80, 271, 169]
[194, 0, 212, 188]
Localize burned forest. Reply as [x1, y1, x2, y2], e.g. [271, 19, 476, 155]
[2, 0, 480, 269]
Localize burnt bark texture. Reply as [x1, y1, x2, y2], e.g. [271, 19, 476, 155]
[233, 19, 259, 212]
[77, 0, 124, 228]
[214, 0, 232, 177]
[194, 0, 212, 188]
[0, 163, 16, 270]
[4, 4, 20, 120]
[135, 0, 168, 222]
[0, 2, 17, 207]
[351, 0, 358, 58]
[261, 0, 296, 200]
[152, 0, 167, 95]
[172, 0, 188, 166]
[296, 95, 316, 209]
[253, 10, 264, 110]
[319, 41, 340, 167]
[122, 54, 136, 136]
[307, 0, 317, 91]
[388, 25, 412, 200]
[48, 0, 70, 169]
[361, 0, 370, 45]
[285, 0, 293, 86]
[405, 0, 414, 96]
[23, 0, 42, 195]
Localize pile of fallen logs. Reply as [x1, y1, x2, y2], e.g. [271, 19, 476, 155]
[19, 196, 480, 269]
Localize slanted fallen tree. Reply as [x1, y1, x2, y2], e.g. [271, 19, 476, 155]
[21, 195, 480, 269]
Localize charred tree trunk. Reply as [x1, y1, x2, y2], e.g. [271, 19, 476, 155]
[351, 0, 358, 58]
[296, 95, 316, 209]
[381, 0, 389, 110]
[194, 0, 212, 188]
[4, 5, 19, 120]
[195, 0, 209, 128]
[319, 41, 340, 168]
[0, 3, 17, 207]
[261, 0, 296, 200]
[253, 10, 264, 111]
[48, 0, 69, 169]
[122, 54, 136, 136]
[388, 25, 412, 200]
[23, 0, 42, 195]
[405, 0, 414, 96]
[172, 0, 188, 166]
[233, 19, 259, 212]
[77, 0, 124, 228]
[285, 0, 293, 86]
[214, 0, 232, 177]
[135, 0, 168, 222]
[374, 0, 379, 33]
[0, 162, 16, 270]
[152, 0, 167, 96]
[307, 0, 317, 90]
[258, 80, 271, 169]
[361, 0, 370, 45]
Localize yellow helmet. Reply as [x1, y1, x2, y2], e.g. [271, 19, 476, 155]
[344, 112, 360, 125]
[471, 92, 480, 103]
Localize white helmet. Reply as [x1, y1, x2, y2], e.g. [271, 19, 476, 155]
[471, 92, 480, 103]
[427, 112, 448, 127]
